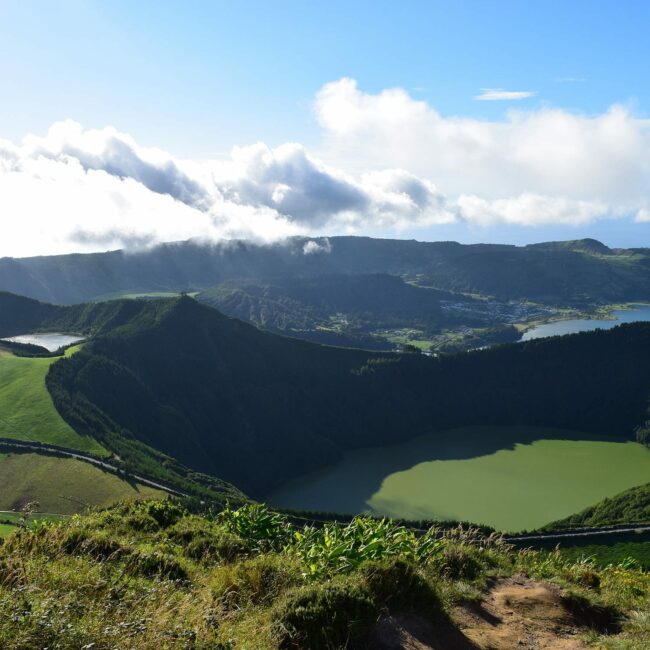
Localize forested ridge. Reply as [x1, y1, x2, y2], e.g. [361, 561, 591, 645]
[2, 236, 650, 305]
[41, 294, 650, 496]
[549, 483, 650, 529]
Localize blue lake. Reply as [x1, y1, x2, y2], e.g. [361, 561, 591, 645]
[521, 304, 650, 341]
[1, 333, 84, 352]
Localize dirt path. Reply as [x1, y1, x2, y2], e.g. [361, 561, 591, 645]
[374, 575, 609, 649]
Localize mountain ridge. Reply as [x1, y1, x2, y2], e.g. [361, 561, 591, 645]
[2, 236, 650, 306]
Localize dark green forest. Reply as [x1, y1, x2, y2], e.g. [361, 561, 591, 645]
[39, 294, 650, 496]
[549, 483, 650, 529]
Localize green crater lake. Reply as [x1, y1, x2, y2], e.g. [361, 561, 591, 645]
[266, 427, 650, 531]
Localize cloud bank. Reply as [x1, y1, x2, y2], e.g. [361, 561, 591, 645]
[1, 78, 650, 257]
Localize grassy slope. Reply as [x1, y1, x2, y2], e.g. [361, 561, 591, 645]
[0, 500, 647, 649]
[549, 483, 650, 529]
[0, 512, 67, 539]
[0, 347, 107, 455]
[0, 453, 164, 514]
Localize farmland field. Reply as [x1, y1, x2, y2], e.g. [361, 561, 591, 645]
[0, 511, 67, 538]
[0, 524, 14, 537]
[0, 453, 164, 514]
[267, 427, 650, 532]
[0, 347, 107, 455]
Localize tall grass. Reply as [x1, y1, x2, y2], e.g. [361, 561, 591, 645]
[0, 500, 647, 649]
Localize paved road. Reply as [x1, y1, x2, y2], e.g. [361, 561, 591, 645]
[0, 439, 188, 497]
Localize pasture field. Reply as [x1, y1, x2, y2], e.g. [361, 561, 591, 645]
[0, 453, 164, 515]
[0, 524, 14, 537]
[0, 347, 107, 455]
[0, 512, 67, 538]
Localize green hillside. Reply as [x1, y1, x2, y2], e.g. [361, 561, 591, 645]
[0, 347, 107, 455]
[0, 453, 164, 515]
[0, 500, 646, 649]
[549, 483, 650, 529]
[0, 290, 182, 340]
[197, 274, 503, 350]
[2, 236, 650, 306]
[44, 295, 650, 497]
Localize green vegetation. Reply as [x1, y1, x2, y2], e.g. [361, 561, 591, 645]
[0, 512, 67, 539]
[0, 347, 107, 455]
[0, 500, 647, 648]
[559, 540, 650, 570]
[0, 453, 164, 514]
[43, 294, 650, 498]
[197, 273, 458, 351]
[0, 524, 14, 537]
[550, 483, 650, 529]
[3, 236, 650, 307]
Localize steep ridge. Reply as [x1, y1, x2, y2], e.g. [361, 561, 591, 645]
[0, 291, 177, 339]
[45, 295, 650, 496]
[2, 236, 650, 305]
[548, 483, 650, 530]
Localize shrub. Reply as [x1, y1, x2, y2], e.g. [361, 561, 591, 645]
[185, 531, 249, 563]
[60, 530, 128, 561]
[126, 549, 188, 580]
[362, 558, 440, 613]
[167, 517, 250, 563]
[430, 543, 484, 581]
[219, 503, 292, 552]
[292, 517, 443, 578]
[272, 580, 375, 650]
[144, 500, 185, 528]
[211, 554, 302, 610]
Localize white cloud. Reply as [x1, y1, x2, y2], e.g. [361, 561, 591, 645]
[302, 238, 332, 255]
[2, 78, 650, 258]
[0, 119, 453, 257]
[314, 78, 650, 218]
[474, 89, 536, 101]
[457, 194, 611, 227]
[635, 208, 650, 223]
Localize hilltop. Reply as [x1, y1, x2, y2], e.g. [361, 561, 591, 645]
[0, 499, 646, 649]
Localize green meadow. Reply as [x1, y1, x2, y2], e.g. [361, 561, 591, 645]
[0, 511, 67, 538]
[0, 453, 164, 516]
[0, 347, 107, 455]
[0, 524, 14, 537]
[267, 427, 650, 532]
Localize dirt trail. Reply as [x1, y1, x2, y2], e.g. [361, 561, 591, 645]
[374, 575, 610, 649]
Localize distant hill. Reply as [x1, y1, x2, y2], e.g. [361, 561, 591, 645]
[197, 274, 464, 349]
[0, 291, 183, 339]
[41, 294, 650, 496]
[2, 236, 650, 305]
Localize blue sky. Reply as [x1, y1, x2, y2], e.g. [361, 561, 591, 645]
[1, 1, 650, 255]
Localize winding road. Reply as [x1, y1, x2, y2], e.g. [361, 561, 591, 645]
[0, 438, 188, 497]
